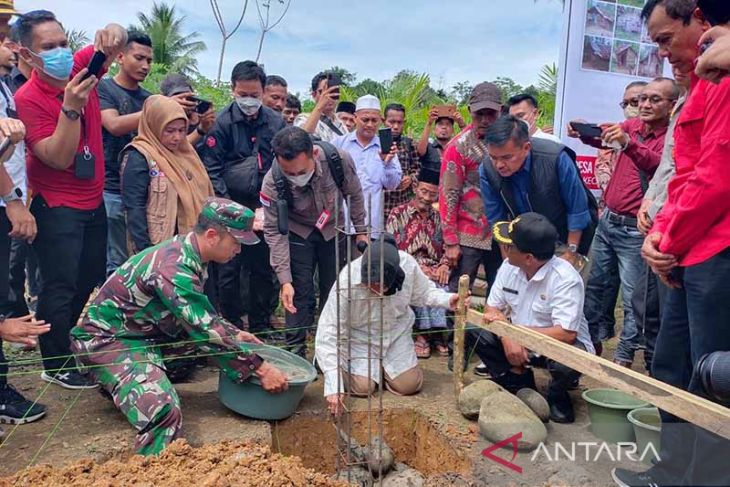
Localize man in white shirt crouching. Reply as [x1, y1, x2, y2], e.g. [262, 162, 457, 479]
[316, 234, 460, 417]
[467, 212, 594, 424]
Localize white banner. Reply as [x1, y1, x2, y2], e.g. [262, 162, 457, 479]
[554, 0, 672, 194]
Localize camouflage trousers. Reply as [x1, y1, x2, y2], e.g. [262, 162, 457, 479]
[75, 340, 195, 456]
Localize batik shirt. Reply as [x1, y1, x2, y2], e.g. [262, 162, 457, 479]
[385, 200, 448, 276]
[384, 136, 420, 216]
[70, 233, 262, 382]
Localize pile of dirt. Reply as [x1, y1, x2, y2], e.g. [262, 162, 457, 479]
[1, 440, 347, 487]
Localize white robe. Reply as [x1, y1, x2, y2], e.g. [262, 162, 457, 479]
[315, 251, 452, 396]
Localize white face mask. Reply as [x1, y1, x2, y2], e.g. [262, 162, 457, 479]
[623, 105, 641, 119]
[286, 169, 314, 187]
[235, 96, 262, 116]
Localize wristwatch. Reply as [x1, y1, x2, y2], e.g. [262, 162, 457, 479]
[568, 243, 579, 253]
[61, 106, 81, 121]
[1, 187, 23, 204]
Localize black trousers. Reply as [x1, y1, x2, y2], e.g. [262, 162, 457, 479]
[0, 208, 12, 384]
[284, 231, 343, 357]
[8, 238, 40, 315]
[218, 235, 276, 332]
[31, 196, 107, 372]
[631, 264, 670, 374]
[446, 244, 502, 353]
[650, 248, 730, 486]
[465, 328, 584, 395]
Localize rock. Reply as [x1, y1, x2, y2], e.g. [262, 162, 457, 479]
[331, 466, 373, 486]
[381, 463, 425, 487]
[472, 278, 488, 298]
[365, 437, 395, 477]
[515, 388, 550, 423]
[478, 391, 547, 451]
[458, 380, 505, 419]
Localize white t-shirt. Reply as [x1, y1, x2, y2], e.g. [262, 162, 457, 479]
[487, 256, 595, 353]
[0, 81, 27, 206]
[532, 128, 562, 144]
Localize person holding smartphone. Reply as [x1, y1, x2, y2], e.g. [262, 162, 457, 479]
[14, 11, 127, 389]
[294, 70, 347, 142]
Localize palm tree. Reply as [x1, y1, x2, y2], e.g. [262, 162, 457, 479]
[65, 29, 90, 53]
[132, 1, 207, 76]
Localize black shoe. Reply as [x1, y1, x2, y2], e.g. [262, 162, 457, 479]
[568, 377, 580, 390]
[611, 467, 668, 487]
[474, 363, 489, 377]
[41, 370, 99, 390]
[447, 355, 469, 372]
[493, 369, 536, 394]
[0, 384, 47, 424]
[548, 389, 575, 424]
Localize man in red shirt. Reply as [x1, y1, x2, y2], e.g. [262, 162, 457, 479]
[569, 77, 677, 369]
[613, 2, 730, 487]
[15, 10, 127, 389]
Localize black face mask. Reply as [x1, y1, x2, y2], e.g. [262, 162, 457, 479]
[383, 268, 405, 296]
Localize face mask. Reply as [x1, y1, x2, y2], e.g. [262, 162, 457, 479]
[236, 96, 262, 117]
[286, 169, 314, 188]
[623, 105, 640, 119]
[519, 118, 532, 133]
[31, 47, 74, 81]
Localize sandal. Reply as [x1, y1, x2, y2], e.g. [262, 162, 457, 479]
[434, 343, 449, 357]
[414, 336, 431, 359]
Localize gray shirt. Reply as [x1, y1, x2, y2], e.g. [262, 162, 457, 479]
[644, 94, 687, 219]
[261, 147, 367, 284]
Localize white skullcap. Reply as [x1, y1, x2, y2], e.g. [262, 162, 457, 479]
[355, 94, 381, 112]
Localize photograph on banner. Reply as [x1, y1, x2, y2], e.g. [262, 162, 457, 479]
[580, 0, 660, 78]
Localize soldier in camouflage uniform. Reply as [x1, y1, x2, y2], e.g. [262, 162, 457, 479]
[70, 198, 289, 456]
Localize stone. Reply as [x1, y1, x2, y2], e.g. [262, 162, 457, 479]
[381, 463, 425, 487]
[458, 380, 505, 419]
[478, 391, 547, 451]
[365, 437, 395, 477]
[515, 388, 551, 423]
[331, 466, 373, 486]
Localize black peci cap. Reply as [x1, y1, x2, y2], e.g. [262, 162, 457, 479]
[493, 213, 558, 257]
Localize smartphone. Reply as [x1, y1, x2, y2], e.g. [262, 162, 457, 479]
[379, 128, 393, 152]
[570, 122, 603, 138]
[433, 104, 458, 119]
[189, 96, 212, 114]
[81, 51, 107, 81]
[326, 72, 342, 99]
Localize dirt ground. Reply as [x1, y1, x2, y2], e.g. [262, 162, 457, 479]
[0, 324, 650, 487]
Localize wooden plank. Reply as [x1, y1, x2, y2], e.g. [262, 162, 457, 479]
[453, 275, 471, 398]
[467, 309, 730, 440]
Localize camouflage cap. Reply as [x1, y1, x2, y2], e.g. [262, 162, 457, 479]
[200, 197, 260, 245]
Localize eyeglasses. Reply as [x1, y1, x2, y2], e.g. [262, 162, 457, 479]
[619, 97, 640, 109]
[638, 95, 677, 105]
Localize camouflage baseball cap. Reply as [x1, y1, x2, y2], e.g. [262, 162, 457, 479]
[200, 197, 260, 245]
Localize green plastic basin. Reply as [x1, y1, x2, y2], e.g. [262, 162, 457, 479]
[218, 344, 316, 420]
[627, 407, 661, 464]
[582, 388, 650, 443]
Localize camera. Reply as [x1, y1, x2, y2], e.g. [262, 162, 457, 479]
[697, 351, 730, 404]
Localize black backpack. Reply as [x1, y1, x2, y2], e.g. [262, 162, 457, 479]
[272, 140, 345, 235]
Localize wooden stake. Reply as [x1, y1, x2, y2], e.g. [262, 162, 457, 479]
[453, 275, 471, 399]
[468, 309, 730, 440]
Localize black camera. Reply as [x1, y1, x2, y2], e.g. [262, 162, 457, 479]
[697, 351, 730, 404]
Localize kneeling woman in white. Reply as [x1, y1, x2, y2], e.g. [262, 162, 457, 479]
[315, 234, 459, 416]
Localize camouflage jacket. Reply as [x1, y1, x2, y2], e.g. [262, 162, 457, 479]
[71, 233, 263, 382]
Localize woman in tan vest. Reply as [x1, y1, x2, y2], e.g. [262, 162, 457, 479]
[121, 95, 214, 254]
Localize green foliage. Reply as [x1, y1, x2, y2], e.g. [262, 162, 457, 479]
[66, 29, 90, 53]
[131, 1, 207, 76]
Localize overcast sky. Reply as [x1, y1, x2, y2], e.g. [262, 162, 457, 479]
[19, 0, 565, 97]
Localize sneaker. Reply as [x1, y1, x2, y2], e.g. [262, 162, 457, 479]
[611, 467, 667, 487]
[493, 369, 536, 394]
[474, 363, 489, 377]
[0, 384, 47, 424]
[41, 370, 99, 390]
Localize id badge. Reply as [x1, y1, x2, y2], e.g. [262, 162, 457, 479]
[315, 209, 331, 231]
[74, 146, 95, 180]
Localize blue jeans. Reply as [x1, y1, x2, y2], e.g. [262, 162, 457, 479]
[650, 248, 730, 486]
[583, 211, 644, 362]
[104, 191, 128, 276]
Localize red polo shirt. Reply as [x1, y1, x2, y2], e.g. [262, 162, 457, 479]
[653, 75, 730, 266]
[15, 45, 106, 210]
[602, 117, 666, 217]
